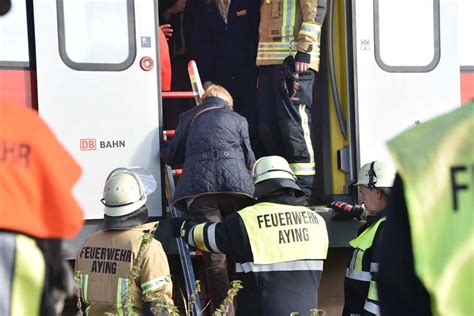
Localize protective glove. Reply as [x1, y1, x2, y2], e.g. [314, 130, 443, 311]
[170, 217, 187, 238]
[328, 201, 364, 220]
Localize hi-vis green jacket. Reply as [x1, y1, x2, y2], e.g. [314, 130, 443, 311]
[257, 0, 327, 71]
[75, 222, 173, 315]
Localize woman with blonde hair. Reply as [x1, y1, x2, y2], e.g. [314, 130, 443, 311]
[161, 84, 255, 315]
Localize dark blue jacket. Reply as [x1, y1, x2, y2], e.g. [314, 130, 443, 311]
[161, 97, 255, 211]
[191, 0, 260, 84]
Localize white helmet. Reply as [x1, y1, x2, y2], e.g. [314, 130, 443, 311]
[101, 169, 147, 217]
[252, 156, 303, 198]
[354, 161, 396, 188]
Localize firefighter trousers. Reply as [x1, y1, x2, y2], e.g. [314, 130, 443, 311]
[257, 65, 316, 198]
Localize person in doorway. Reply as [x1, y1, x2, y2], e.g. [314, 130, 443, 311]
[191, 0, 262, 156]
[75, 167, 173, 315]
[0, 101, 84, 315]
[378, 102, 473, 315]
[171, 155, 329, 315]
[161, 84, 255, 314]
[159, 26, 173, 91]
[327, 161, 395, 315]
[256, 0, 327, 201]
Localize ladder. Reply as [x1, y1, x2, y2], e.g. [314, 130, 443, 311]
[162, 60, 204, 316]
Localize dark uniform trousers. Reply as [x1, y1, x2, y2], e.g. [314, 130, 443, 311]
[257, 65, 316, 198]
[188, 194, 254, 314]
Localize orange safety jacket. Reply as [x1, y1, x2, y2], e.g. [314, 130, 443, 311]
[159, 29, 172, 92]
[0, 102, 83, 238]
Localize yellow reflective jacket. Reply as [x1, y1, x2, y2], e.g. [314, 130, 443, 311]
[257, 0, 327, 71]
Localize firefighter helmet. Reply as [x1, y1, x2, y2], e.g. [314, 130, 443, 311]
[354, 161, 396, 188]
[101, 168, 147, 217]
[252, 156, 304, 198]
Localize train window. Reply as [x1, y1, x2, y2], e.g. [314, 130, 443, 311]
[0, 0, 29, 68]
[57, 0, 136, 71]
[374, 0, 440, 72]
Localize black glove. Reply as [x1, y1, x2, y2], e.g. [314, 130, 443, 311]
[170, 217, 186, 238]
[328, 202, 363, 220]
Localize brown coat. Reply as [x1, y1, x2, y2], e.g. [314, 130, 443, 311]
[256, 0, 326, 71]
[75, 222, 173, 315]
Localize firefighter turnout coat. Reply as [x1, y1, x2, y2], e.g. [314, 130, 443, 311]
[257, 0, 326, 71]
[75, 222, 173, 315]
[181, 196, 329, 315]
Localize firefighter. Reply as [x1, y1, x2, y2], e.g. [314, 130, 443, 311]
[0, 102, 84, 315]
[75, 167, 173, 315]
[256, 0, 327, 201]
[171, 156, 329, 316]
[328, 161, 395, 316]
[377, 102, 473, 315]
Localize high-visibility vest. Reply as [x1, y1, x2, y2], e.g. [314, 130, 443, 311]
[346, 217, 385, 315]
[238, 202, 328, 264]
[388, 102, 474, 315]
[0, 232, 46, 316]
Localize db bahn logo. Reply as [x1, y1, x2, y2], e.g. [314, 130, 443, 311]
[80, 139, 126, 151]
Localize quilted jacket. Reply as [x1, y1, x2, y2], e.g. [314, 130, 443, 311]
[161, 97, 255, 211]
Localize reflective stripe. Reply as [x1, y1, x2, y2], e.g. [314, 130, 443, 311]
[281, 0, 296, 37]
[370, 262, 379, 273]
[11, 235, 45, 316]
[345, 268, 371, 281]
[81, 273, 89, 304]
[364, 300, 381, 315]
[355, 249, 364, 271]
[349, 248, 357, 269]
[300, 22, 320, 34]
[207, 223, 222, 253]
[116, 277, 127, 316]
[289, 162, 316, 176]
[258, 42, 294, 50]
[257, 52, 297, 60]
[236, 260, 323, 273]
[298, 22, 321, 41]
[141, 275, 171, 294]
[350, 314, 361, 316]
[192, 223, 210, 252]
[0, 233, 15, 316]
[367, 280, 378, 301]
[188, 226, 196, 247]
[74, 275, 81, 289]
[298, 104, 314, 164]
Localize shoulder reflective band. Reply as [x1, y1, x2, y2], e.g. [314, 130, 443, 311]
[345, 268, 371, 282]
[364, 300, 381, 315]
[235, 260, 323, 273]
[141, 275, 172, 295]
[116, 277, 127, 316]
